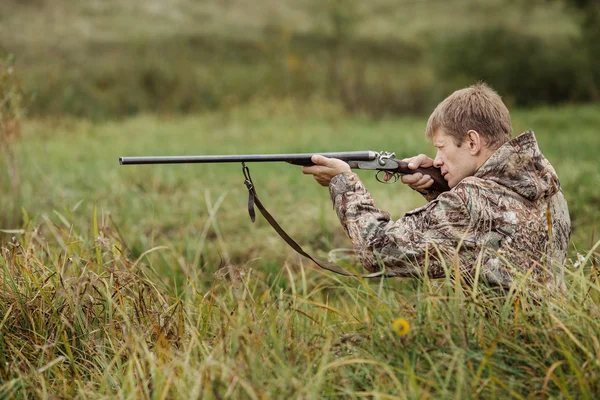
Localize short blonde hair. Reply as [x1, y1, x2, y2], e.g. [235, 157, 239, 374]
[426, 82, 512, 149]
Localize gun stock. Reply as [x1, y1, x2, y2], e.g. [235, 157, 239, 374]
[392, 161, 449, 193]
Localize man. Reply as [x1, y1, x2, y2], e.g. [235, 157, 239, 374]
[302, 83, 571, 289]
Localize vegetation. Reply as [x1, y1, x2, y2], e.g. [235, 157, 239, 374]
[4, 101, 599, 261]
[0, 98, 599, 397]
[1, 0, 599, 398]
[0, 54, 27, 236]
[1, 219, 599, 398]
[1, 0, 596, 118]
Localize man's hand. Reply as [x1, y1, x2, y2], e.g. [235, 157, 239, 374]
[399, 154, 435, 190]
[302, 155, 351, 187]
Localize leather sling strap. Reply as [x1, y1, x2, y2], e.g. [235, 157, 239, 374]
[242, 163, 390, 278]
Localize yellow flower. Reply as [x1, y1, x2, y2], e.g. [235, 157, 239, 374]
[392, 318, 410, 336]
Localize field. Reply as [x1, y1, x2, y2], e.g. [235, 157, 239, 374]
[1, 0, 600, 398]
[1, 101, 599, 398]
[7, 101, 600, 267]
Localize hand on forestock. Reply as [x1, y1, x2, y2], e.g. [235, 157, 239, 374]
[302, 155, 351, 187]
[398, 154, 435, 190]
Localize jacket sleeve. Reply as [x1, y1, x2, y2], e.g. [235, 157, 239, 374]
[328, 172, 473, 277]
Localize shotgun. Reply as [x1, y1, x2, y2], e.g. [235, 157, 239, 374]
[119, 151, 449, 278]
[119, 151, 449, 192]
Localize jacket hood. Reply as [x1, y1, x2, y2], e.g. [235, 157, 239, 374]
[474, 130, 560, 201]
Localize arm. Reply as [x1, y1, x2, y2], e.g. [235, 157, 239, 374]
[329, 172, 472, 277]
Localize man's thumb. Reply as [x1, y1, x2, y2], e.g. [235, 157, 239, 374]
[311, 154, 328, 165]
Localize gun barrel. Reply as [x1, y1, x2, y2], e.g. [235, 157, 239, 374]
[119, 151, 377, 165]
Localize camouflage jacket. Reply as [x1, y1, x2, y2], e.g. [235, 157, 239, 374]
[329, 130, 571, 288]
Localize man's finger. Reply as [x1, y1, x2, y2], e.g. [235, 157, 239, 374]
[404, 154, 434, 169]
[412, 176, 434, 190]
[415, 175, 431, 187]
[401, 172, 435, 190]
[311, 154, 332, 166]
[313, 155, 352, 171]
[302, 165, 322, 175]
[408, 154, 429, 169]
[315, 176, 329, 186]
[401, 172, 423, 184]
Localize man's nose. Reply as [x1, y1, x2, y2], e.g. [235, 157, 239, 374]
[433, 152, 443, 168]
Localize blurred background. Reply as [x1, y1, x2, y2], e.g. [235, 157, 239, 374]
[2, 0, 599, 118]
[1, 0, 599, 275]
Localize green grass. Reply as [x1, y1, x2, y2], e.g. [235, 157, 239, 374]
[8, 101, 600, 265]
[1, 2, 599, 397]
[1, 102, 599, 397]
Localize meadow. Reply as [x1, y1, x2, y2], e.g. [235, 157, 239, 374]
[1, 100, 599, 398]
[1, 0, 600, 398]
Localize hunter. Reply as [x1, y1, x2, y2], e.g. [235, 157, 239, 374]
[303, 83, 571, 289]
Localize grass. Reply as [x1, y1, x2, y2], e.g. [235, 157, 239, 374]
[1, 101, 599, 397]
[1, 210, 599, 398]
[1, 1, 599, 397]
[7, 100, 600, 267]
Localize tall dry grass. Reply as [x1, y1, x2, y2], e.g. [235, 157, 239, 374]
[1, 212, 599, 398]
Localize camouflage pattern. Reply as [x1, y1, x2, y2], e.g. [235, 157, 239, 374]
[329, 130, 571, 289]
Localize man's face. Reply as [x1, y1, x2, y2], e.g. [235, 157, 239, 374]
[432, 129, 478, 188]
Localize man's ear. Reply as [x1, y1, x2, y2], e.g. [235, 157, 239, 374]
[466, 130, 482, 155]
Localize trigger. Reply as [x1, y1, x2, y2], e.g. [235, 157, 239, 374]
[376, 170, 397, 184]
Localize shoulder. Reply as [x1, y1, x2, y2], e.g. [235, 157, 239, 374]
[453, 176, 497, 192]
[449, 176, 511, 202]
[434, 177, 487, 205]
[438, 176, 513, 216]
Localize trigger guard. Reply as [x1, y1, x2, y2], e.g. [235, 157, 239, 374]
[376, 170, 399, 184]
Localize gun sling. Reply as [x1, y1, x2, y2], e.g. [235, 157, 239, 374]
[242, 163, 391, 279]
